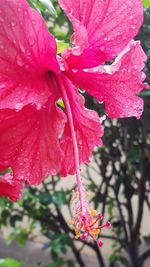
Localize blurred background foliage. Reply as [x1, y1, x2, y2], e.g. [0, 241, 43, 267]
[0, 1, 150, 267]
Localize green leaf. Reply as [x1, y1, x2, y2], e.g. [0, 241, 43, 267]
[56, 40, 70, 54]
[0, 197, 12, 208]
[57, 99, 65, 109]
[51, 239, 63, 254]
[138, 89, 150, 97]
[0, 258, 20, 267]
[52, 191, 67, 206]
[43, 264, 55, 267]
[39, 0, 57, 17]
[38, 192, 52, 204]
[66, 260, 75, 267]
[142, 0, 150, 7]
[9, 215, 22, 227]
[126, 146, 141, 163]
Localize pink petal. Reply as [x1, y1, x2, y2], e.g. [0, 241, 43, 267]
[0, 173, 23, 201]
[59, 0, 143, 68]
[0, 105, 66, 185]
[65, 41, 147, 119]
[0, 165, 7, 172]
[59, 78, 103, 176]
[0, 0, 59, 110]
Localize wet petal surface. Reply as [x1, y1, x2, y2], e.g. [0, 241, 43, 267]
[59, 77, 103, 176]
[59, 0, 143, 68]
[0, 173, 23, 201]
[0, 104, 66, 185]
[65, 41, 147, 119]
[0, 0, 59, 110]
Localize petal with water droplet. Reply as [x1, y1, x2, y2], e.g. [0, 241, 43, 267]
[0, 0, 59, 110]
[0, 104, 66, 185]
[59, 0, 143, 69]
[0, 172, 23, 201]
[59, 77, 103, 176]
[65, 41, 147, 119]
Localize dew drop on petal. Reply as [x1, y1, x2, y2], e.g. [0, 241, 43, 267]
[0, 17, 4, 22]
[72, 69, 78, 73]
[0, 84, 6, 89]
[100, 45, 105, 52]
[11, 21, 17, 27]
[28, 37, 35, 46]
[16, 55, 24, 67]
[72, 45, 82, 55]
[83, 68, 89, 72]
[14, 103, 23, 110]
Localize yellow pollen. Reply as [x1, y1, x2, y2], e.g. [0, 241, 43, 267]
[67, 220, 74, 226]
[90, 210, 98, 217]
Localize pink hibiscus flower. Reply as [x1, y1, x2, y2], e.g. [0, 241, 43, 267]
[0, 0, 146, 244]
[0, 172, 23, 201]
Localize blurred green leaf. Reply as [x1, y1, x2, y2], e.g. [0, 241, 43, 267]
[138, 89, 150, 96]
[38, 192, 52, 204]
[126, 146, 141, 163]
[66, 260, 75, 267]
[39, 0, 57, 17]
[52, 191, 67, 206]
[0, 197, 12, 208]
[142, 0, 150, 7]
[0, 258, 20, 267]
[43, 264, 54, 267]
[57, 99, 65, 109]
[51, 239, 63, 254]
[56, 40, 70, 54]
[9, 215, 22, 227]
[7, 229, 28, 246]
[43, 257, 64, 267]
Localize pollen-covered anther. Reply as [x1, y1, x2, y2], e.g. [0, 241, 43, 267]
[81, 232, 88, 240]
[69, 209, 111, 246]
[97, 240, 103, 247]
[67, 219, 74, 226]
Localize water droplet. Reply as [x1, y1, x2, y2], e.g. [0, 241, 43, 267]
[72, 45, 82, 56]
[122, 35, 127, 40]
[83, 69, 89, 72]
[19, 42, 26, 53]
[72, 69, 78, 73]
[25, 64, 30, 70]
[11, 21, 17, 27]
[0, 83, 6, 89]
[17, 55, 24, 67]
[15, 103, 23, 110]
[71, 33, 76, 45]
[32, 20, 36, 25]
[4, 160, 9, 165]
[131, 25, 136, 29]
[0, 17, 4, 22]
[28, 37, 35, 46]
[0, 43, 4, 49]
[100, 45, 105, 52]
[57, 55, 68, 71]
